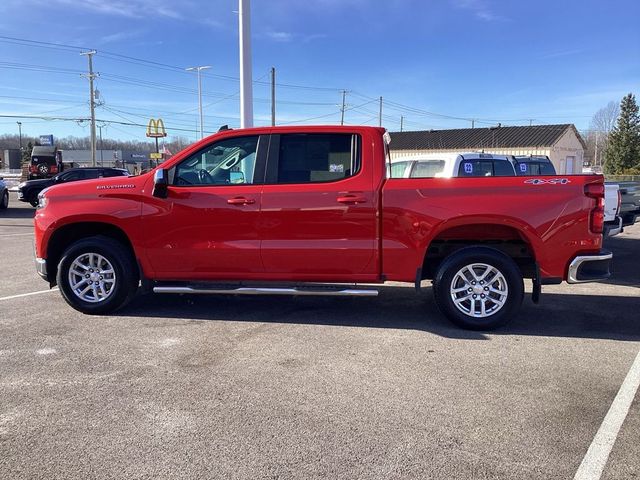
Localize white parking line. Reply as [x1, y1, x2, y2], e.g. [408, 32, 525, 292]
[574, 349, 640, 480]
[0, 233, 34, 237]
[0, 288, 59, 301]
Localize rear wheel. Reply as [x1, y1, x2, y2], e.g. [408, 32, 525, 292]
[433, 247, 524, 330]
[56, 235, 139, 314]
[0, 190, 8, 210]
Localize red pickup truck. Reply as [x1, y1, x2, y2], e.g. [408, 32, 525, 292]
[34, 126, 611, 329]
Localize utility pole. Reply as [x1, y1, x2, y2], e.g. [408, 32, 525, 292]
[471, 119, 475, 129]
[186, 65, 211, 139]
[378, 96, 383, 127]
[594, 131, 599, 168]
[271, 67, 276, 126]
[80, 50, 97, 167]
[239, 0, 254, 128]
[400, 116, 404, 132]
[340, 90, 347, 126]
[529, 119, 533, 126]
[16, 121, 22, 151]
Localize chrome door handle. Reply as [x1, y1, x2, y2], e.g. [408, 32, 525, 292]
[227, 197, 255, 205]
[337, 195, 367, 204]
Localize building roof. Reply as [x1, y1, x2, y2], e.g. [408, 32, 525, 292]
[389, 124, 585, 151]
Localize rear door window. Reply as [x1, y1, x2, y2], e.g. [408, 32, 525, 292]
[269, 133, 360, 184]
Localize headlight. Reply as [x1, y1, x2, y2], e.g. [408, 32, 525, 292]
[37, 190, 49, 209]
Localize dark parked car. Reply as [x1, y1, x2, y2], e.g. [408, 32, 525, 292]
[0, 177, 8, 210]
[18, 167, 129, 207]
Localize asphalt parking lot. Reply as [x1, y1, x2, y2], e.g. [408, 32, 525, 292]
[1, 196, 638, 480]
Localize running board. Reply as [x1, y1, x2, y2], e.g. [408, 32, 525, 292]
[153, 285, 379, 297]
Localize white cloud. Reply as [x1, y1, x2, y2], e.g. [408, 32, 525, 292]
[267, 31, 294, 42]
[451, 0, 507, 22]
[21, 0, 184, 19]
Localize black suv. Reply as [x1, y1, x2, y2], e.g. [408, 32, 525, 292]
[18, 167, 129, 207]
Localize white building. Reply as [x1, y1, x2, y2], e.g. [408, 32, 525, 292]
[389, 124, 586, 174]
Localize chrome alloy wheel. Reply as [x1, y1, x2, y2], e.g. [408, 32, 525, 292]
[449, 263, 508, 318]
[67, 253, 117, 303]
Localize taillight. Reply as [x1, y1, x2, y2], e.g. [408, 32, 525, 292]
[584, 183, 604, 198]
[50, 165, 58, 174]
[29, 165, 37, 173]
[585, 182, 605, 234]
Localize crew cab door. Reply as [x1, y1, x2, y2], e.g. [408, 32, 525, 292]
[259, 132, 378, 281]
[142, 135, 267, 279]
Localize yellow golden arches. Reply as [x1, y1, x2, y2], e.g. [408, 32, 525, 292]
[146, 118, 167, 138]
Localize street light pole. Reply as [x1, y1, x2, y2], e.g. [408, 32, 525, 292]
[17, 121, 22, 151]
[239, 0, 254, 128]
[186, 65, 211, 139]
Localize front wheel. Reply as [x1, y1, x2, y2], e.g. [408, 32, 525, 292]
[56, 235, 139, 314]
[0, 190, 8, 210]
[433, 247, 524, 330]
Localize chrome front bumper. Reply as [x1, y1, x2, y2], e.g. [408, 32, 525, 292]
[567, 250, 612, 284]
[35, 257, 48, 281]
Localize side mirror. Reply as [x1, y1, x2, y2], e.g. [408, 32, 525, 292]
[152, 169, 169, 198]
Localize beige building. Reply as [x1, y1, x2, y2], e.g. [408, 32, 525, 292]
[389, 124, 586, 174]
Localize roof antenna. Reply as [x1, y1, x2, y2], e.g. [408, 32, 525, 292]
[218, 125, 230, 132]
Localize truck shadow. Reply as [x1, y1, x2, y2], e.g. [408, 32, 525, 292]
[601, 233, 640, 287]
[121, 287, 640, 341]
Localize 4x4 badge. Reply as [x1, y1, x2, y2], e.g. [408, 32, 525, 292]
[524, 178, 571, 185]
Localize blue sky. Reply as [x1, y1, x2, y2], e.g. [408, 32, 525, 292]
[0, 0, 638, 143]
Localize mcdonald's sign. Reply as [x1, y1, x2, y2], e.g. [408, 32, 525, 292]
[146, 118, 167, 138]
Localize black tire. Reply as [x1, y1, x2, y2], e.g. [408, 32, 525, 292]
[0, 190, 8, 210]
[29, 198, 39, 208]
[56, 235, 139, 315]
[433, 246, 524, 330]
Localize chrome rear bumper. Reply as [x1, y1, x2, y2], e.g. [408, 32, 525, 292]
[567, 250, 612, 284]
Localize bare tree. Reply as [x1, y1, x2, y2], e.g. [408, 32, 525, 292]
[590, 101, 620, 134]
[586, 101, 620, 168]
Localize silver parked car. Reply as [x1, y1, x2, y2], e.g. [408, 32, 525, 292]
[0, 177, 9, 210]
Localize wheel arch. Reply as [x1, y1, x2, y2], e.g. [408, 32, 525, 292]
[420, 221, 539, 280]
[46, 222, 139, 286]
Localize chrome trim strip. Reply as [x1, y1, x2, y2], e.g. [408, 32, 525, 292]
[567, 252, 613, 284]
[153, 286, 379, 297]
